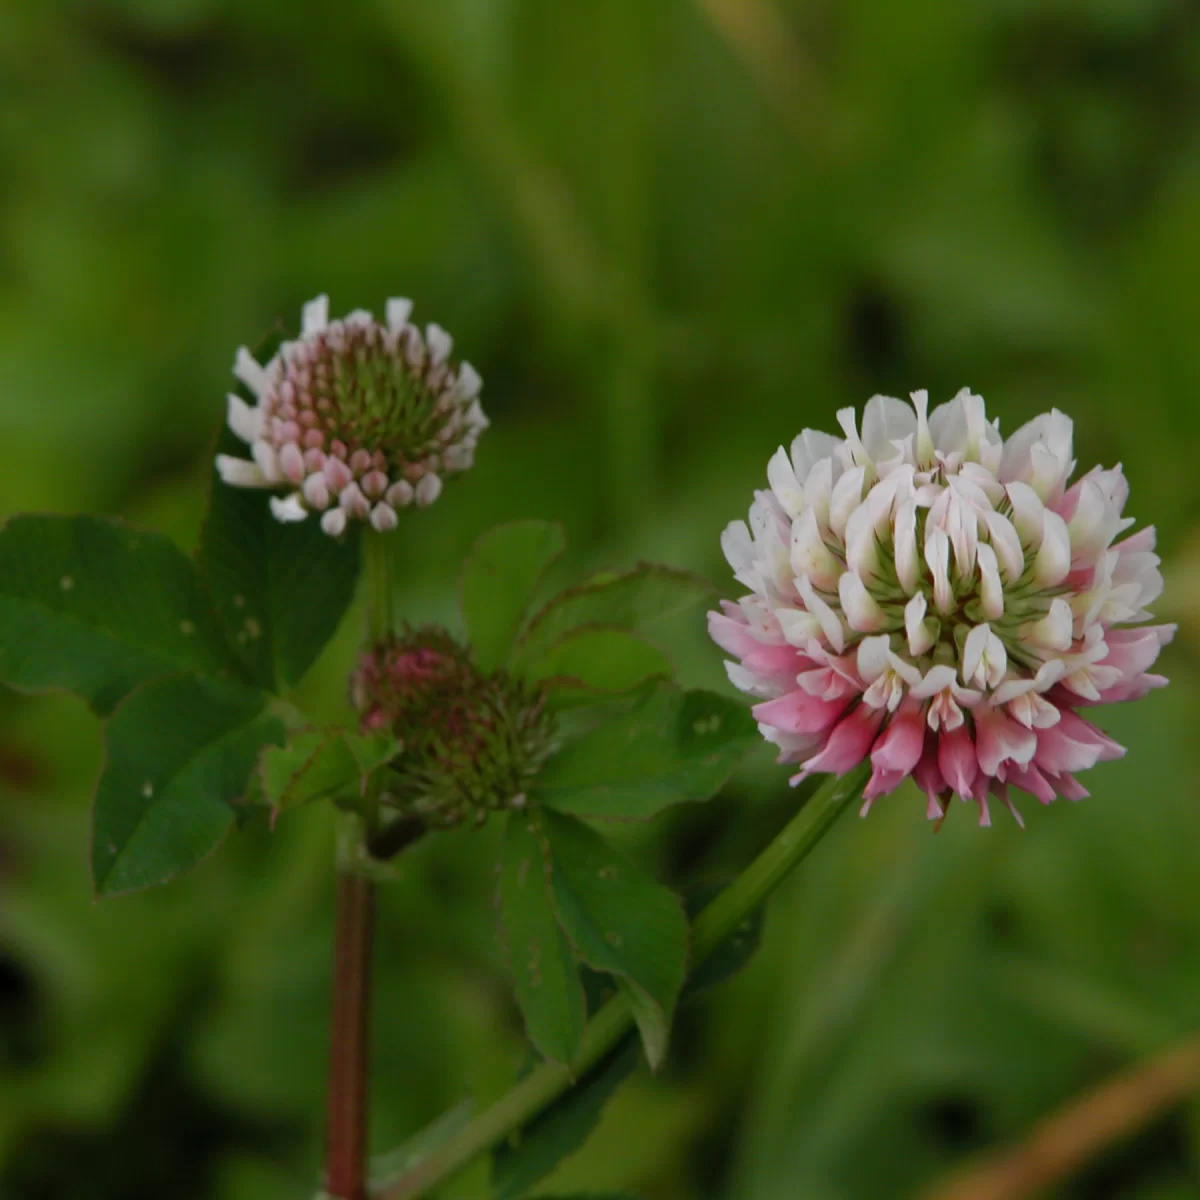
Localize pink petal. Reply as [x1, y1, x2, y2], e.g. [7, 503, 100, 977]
[938, 725, 979, 798]
[870, 706, 926, 776]
[792, 705, 884, 781]
[975, 706, 1038, 777]
[754, 691, 849, 736]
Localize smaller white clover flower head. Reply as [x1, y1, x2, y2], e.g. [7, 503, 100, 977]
[215, 295, 487, 535]
[710, 390, 1175, 827]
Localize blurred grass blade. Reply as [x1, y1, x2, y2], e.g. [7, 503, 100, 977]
[92, 675, 286, 895]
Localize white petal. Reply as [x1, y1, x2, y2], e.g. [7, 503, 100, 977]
[802, 458, 835, 530]
[1034, 510, 1071, 587]
[976, 543, 1004, 620]
[797, 575, 846, 653]
[982, 509, 1024, 581]
[962, 623, 992, 688]
[790, 429, 839, 483]
[226, 394, 262, 444]
[370, 503, 399, 532]
[790, 509, 840, 591]
[928, 392, 970, 454]
[321, 508, 348, 537]
[767, 447, 805, 518]
[234, 348, 269, 398]
[455, 361, 482, 400]
[386, 297, 414, 331]
[215, 454, 269, 487]
[861, 396, 917, 461]
[425, 323, 453, 364]
[893, 500, 919, 592]
[465, 398, 489, 430]
[911, 390, 935, 465]
[912, 664, 958, 699]
[386, 480, 415, 508]
[776, 606, 823, 647]
[278, 443, 305, 484]
[836, 407, 867, 465]
[905, 593, 935, 657]
[829, 466, 866, 538]
[1000, 409, 1074, 487]
[252, 440, 282, 483]
[856, 635, 893, 683]
[415, 473, 443, 507]
[843, 502, 881, 580]
[302, 294, 330, 335]
[269, 494, 308, 523]
[925, 527, 953, 613]
[839, 573, 888, 633]
[339, 482, 370, 518]
[1029, 597, 1073, 651]
[722, 520, 757, 582]
[1005, 481, 1046, 547]
[302, 473, 330, 510]
[443, 443, 476, 472]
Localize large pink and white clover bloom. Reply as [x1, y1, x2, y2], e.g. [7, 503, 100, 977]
[216, 295, 487, 536]
[710, 390, 1174, 825]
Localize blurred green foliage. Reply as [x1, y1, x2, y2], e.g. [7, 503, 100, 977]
[2, 1, 1198, 1197]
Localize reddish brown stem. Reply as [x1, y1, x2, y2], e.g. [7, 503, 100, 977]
[326, 871, 375, 1200]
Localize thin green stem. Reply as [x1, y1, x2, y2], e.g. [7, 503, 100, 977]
[373, 764, 869, 1200]
[364, 531, 395, 643]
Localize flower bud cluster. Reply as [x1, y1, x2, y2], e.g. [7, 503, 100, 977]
[350, 628, 554, 828]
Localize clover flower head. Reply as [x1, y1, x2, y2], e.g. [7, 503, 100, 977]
[216, 295, 487, 535]
[350, 628, 554, 828]
[710, 390, 1175, 826]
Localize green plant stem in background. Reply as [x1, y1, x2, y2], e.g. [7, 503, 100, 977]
[364, 532, 395, 643]
[375, 763, 870, 1200]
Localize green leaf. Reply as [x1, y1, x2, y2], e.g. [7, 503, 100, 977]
[197, 419, 362, 695]
[540, 809, 687, 1070]
[500, 814, 587, 1064]
[491, 1040, 639, 1200]
[0, 514, 241, 715]
[523, 626, 673, 707]
[258, 729, 399, 813]
[513, 564, 715, 670]
[532, 687, 759, 819]
[461, 520, 566, 672]
[92, 675, 286, 895]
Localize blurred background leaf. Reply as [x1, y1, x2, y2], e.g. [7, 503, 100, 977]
[1, 0, 1197, 1196]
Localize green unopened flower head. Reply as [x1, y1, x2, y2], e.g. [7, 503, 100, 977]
[351, 627, 555, 827]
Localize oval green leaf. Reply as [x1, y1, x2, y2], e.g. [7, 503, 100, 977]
[532, 687, 759, 819]
[92, 675, 286, 895]
[0, 514, 241, 715]
[523, 626, 673, 707]
[500, 814, 587, 1064]
[540, 809, 687, 1070]
[513, 564, 714, 671]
